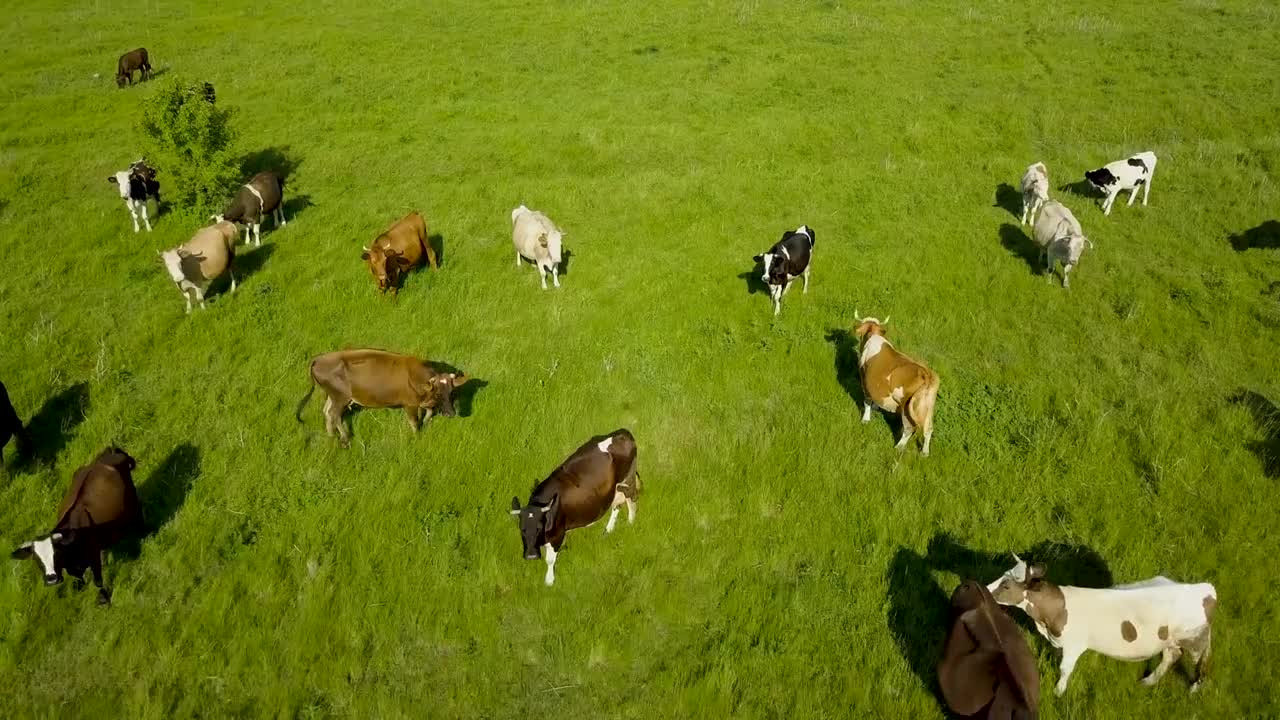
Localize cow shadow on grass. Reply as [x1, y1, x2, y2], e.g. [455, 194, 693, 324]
[1228, 220, 1280, 252]
[1229, 390, 1280, 478]
[234, 243, 276, 284]
[886, 533, 1112, 717]
[117, 444, 199, 560]
[999, 223, 1042, 276]
[994, 183, 1022, 219]
[429, 234, 446, 268]
[559, 248, 574, 277]
[13, 383, 90, 470]
[240, 145, 299, 181]
[1056, 180, 1097, 201]
[281, 194, 313, 223]
[427, 361, 489, 418]
[737, 265, 769, 296]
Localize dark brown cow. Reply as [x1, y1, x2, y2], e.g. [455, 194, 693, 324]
[10, 447, 143, 605]
[216, 171, 286, 246]
[509, 429, 640, 586]
[939, 580, 1040, 720]
[116, 48, 152, 87]
[0, 381, 29, 464]
[361, 211, 438, 293]
[294, 349, 469, 447]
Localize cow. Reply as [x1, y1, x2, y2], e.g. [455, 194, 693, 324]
[1084, 151, 1158, 216]
[361, 212, 438, 293]
[509, 429, 640, 586]
[1032, 201, 1092, 288]
[107, 158, 161, 233]
[10, 446, 143, 605]
[853, 314, 940, 455]
[201, 82, 216, 104]
[0, 381, 30, 465]
[215, 171, 287, 247]
[511, 205, 565, 289]
[987, 555, 1217, 695]
[294, 349, 469, 448]
[160, 220, 239, 313]
[752, 225, 815, 316]
[1020, 162, 1049, 226]
[115, 48, 152, 87]
[939, 580, 1040, 720]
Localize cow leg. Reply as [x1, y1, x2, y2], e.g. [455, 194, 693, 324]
[515, 252, 522, 267]
[895, 415, 915, 451]
[405, 406, 421, 432]
[125, 199, 140, 232]
[1142, 646, 1181, 687]
[91, 551, 110, 605]
[782, 279, 793, 297]
[181, 287, 193, 314]
[276, 206, 287, 226]
[242, 225, 251, 246]
[229, 268, 237, 293]
[1061, 262, 1073, 289]
[1128, 184, 1141, 207]
[1103, 189, 1119, 215]
[140, 202, 152, 232]
[861, 401, 873, 423]
[330, 400, 352, 447]
[543, 543, 558, 586]
[1143, 175, 1153, 206]
[551, 265, 560, 288]
[1055, 646, 1085, 696]
[321, 396, 336, 436]
[1183, 626, 1211, 692]
[194, 286, 207, 311]
[605, 490, 628, 533]
[802, 266, 810, 293]
[253, 223, 262, 247]
[538, 266, 548, 290]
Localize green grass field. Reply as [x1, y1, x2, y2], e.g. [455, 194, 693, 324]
[2, 1, 1279, 717]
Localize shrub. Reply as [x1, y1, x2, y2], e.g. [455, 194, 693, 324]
[139, 79, 239, 215]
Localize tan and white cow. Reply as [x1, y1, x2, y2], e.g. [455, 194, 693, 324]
[853, 315, 940, 455]
[160, 221, 239, 313]
[988, 555, 1217, 695]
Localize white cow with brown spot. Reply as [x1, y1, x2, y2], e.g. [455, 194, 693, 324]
[853, 315, 940, 455]
[988, 555, 1217, 696]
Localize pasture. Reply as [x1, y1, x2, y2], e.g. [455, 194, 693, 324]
[2, 0, 1279, 717]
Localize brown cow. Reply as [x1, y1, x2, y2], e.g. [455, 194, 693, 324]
[0, 381, 29, 464]
[116, 48, 152, 87]
[361, 212, 438, 293]
[294, 349, 468, 447]
[939, 580, 1041, 720]
[509, 429, 640, 586]
[853, 314, 940, 455]
[10, 447, 143, 605]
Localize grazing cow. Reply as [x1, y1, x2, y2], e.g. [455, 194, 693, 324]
[509, 429, 639, 586]
[10, 447, 143, 605]
[1020, 162, 1049, 226]
[511, 205, 565, 289]
[1085, 151, 1158, 215]
[752, 225, 815, 316]
[939, 580, 1040, 720]
[1032, 201, 1093, 288]
[216, 171, 287, 246]
[107, 158, 161, 233]
[361, 212, 438, 293]
[160, 220, 239, 313]
[294, 349, 469, 448]
[115, 48, 151, 87]
[0, 381, 30, 464]
[853, 315, 940, 455]
[987, 555, 1217, 695]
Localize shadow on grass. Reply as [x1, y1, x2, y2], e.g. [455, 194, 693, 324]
[117, 444, 200, 560]
[1228, 220, 1280, 252]
[999, 224, 1042, 276]
[994, 183, 1022, 219]
[429, 233, 445, 268]
[240, 146, 299, 181]
[1229, 389, 1280, 478]
[281, 194, 313, 223]
[13, 383, 90, 469]
[1056, 179, 1096, 200]
[737, 266, 769, 296]
[235, 243, 276, 284]
[886, 533, 1112, 716]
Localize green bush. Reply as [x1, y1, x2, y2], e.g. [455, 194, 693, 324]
[139, 79, 239, 215]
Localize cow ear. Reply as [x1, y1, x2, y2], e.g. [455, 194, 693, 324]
[1027, 564, 1047, 581]
[752, 254, 763, 263]
[542, 494, 560, 525]
[11, 542, 33, 560]
[509, 497, 522, 515]
[538, 233, 548, 248]
[451, 374, 469, 387]
[360, 250, 370, 261]
[52, 531, 75, 546]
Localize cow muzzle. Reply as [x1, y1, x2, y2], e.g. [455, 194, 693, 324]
[523, 551, 540, 560]
[44, 574, 62, 586]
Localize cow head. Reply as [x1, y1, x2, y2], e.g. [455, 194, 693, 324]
[11, 530, 78, 586]
[1084, 167, 1117, 192]
[509, 494, 559, 560]
[95, 445, 137, 474]
[986, 554, 1048, 606]
[108, 171, 132, 199]
[419, 372, 469, 417]
[852, 313, 891, 339]
[539, 231, 564, 265]
[361, 246, 411, 292]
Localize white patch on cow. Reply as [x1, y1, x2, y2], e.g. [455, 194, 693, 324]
[860, 334, 888, 365]
[112, 171, 131, 198]
[605, 507, 620, 533]
[761, 253, 774, 280]
[543, 543, 557, 586]
[794, 225, 810, 240]
[597, 436, 614, 453]
[779, 245, 791, 260]
[244, 183, 265, 210]
[32, 537, 56, 576]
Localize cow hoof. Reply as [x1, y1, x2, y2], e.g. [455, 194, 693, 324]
[1190, 681, 1202, 693]
[97, 589, 112, 606]
[1141, 675, 1157, 687]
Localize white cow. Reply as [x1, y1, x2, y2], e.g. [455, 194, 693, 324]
[511, 205, 565, 289]
[1085, 151, 1158, 215]
[1020, 162, 1049, 226]
[988, 555, 1216, 696]
[1033, 200, 1092, 288]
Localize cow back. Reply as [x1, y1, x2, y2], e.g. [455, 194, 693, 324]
[374, 212, 428, 267]
[1033, 202, 1081, 248]
[539, 430, 636, 532]
[181, 223, 236, 284]
[512, 210, 559, 260]
[56, 463, 141, 532]
[248, 172, 284, 213]
[315, 349, 431, 409]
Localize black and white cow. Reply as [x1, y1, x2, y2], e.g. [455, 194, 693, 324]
[1085, 151, 1158, 216]
[215, 171, 286, 246]
[107, 159, 160, 233]
[752, 225, 815, 315]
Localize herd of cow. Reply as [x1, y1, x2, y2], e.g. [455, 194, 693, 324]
[0, 45, 1224, 718]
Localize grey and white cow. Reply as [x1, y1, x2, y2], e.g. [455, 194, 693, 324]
[1032, 201, 1092, 288]
[1020, 162, 1049, 226]
[107, 159, 160, 233]
[511, 205, 565, 289]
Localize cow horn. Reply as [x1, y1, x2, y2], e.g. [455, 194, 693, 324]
[882, 315, 890, 326]
[362, 246, 370, 252]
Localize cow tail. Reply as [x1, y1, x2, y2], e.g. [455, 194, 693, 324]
[294, 369, 317, 423]
[909, 369, 940, 438]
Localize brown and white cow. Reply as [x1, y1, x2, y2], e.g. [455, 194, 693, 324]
[988, 556, 1217, 695]
[0, 381, 29, 465]
[361, 211, 438, 293]
[10, 446, 143, 605]
[160, 220, 239, 313]
[116, 48, 152, 87]
[294, 349, 469, 448]
[509, 429, 640, 586]
[216, 171, 286, 246]
[853, 314, 940, 455]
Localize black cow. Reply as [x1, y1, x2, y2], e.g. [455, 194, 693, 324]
[0, 381, 29, 464]
[752, 225, 815, 315]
